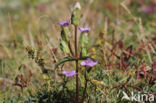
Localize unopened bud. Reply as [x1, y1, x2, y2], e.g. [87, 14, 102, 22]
[79, 33, 88, 48]
[74, 2, 81, 10]
[82, 48, 87, 57]
[61, 27, 70, 42]
[71, 2, 81, 26]
[60, 40, 70, 54]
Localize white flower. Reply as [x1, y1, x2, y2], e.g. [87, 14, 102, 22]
[74, 2, 81, 9]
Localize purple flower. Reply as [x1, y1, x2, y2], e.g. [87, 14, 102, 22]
[62, 70, 76, 77]
[141, 7, 155, 13]
[58, 20, 70, 27]
[79, 27, 90, 33]
[81, 58, 98, 67]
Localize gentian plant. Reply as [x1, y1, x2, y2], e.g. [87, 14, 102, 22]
[55, 2, 99, 103]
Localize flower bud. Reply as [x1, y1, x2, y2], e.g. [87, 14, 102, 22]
[59, 40, 70, 54]
[71, 2, 81, 26]
[61, 27, 70, 42]
[74, 2, 81, 10]
[79, 33, 88, 48]
[82, 48, 87, 57]
[79, 32, 89, 56]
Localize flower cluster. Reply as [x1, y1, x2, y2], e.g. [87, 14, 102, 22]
[62, 58, 98, 77]
[58, 20, 90, 33]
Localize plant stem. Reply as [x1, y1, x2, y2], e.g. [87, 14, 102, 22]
[76, 60, 79, 103]
[74, 26, 79, 103]
[74, 26, 78, 58]
[81, 69, 88, 103]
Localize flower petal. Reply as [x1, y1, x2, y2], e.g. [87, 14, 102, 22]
[79, 27, 90, 33]
[62, 70, 76, 77]
[80, 61, 86, 66]
[58, 20, 70, 27]
[80, 58, 98, 67]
